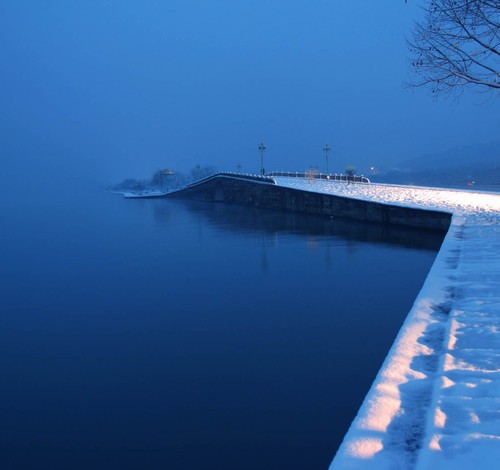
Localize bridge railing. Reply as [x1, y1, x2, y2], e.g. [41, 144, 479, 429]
[267, 171, 370, 183]
[178, 171, 370, 193]
[183, 172, 277, 189]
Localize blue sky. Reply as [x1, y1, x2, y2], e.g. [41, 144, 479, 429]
[1, 0, 498, 186]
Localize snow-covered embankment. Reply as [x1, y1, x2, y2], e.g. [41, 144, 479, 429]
[274, 178, 500, 469]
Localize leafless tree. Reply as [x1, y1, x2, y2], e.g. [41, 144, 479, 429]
[407, 0, 500, 96]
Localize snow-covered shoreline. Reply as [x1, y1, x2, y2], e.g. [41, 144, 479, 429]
[274, 178, 500, 469]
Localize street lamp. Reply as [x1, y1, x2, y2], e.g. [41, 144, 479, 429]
[258, 142, 266, 175]
[323, 143, 331, 175]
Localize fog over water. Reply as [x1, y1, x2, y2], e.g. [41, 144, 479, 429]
[1, 1, 498, 188]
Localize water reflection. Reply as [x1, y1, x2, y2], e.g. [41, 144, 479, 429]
[151, 199, 445, 251]
[0, 191, 445, 470]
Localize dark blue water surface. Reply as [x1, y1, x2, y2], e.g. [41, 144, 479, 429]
[0, 188, 444, 469]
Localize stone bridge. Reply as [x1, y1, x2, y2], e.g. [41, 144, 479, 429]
[166, 173, 451, 231]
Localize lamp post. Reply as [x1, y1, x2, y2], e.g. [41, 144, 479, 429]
[323, 143, 331, 175]
[258, 142, 266, 176]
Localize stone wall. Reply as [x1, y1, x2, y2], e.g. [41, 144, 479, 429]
[167, 175, 451, 231]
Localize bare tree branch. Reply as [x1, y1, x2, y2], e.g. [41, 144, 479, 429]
[406, 0, 500, 96]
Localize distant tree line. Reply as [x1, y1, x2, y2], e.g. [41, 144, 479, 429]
[110, 165, 218, 192]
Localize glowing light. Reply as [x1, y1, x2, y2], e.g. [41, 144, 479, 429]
[429, 434, 443, 451]
[435, 407, 447, 428]
[346, 438, 384, 459]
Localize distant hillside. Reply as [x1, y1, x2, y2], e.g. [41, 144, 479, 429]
[400, 141, 500, 171]
[374, 141, 500, 188]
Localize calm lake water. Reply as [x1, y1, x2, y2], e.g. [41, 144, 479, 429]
[0, 188, 444, 469]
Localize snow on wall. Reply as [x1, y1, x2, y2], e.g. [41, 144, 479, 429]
[416, 222, 500, 470]
[328, 220, 465, 469]
[274, 178, 500, 469]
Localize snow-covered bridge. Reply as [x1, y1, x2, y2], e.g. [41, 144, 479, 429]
[162, 173, 452, 231]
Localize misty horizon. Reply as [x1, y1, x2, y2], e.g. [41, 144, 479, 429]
[2, 1, 498, 189]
